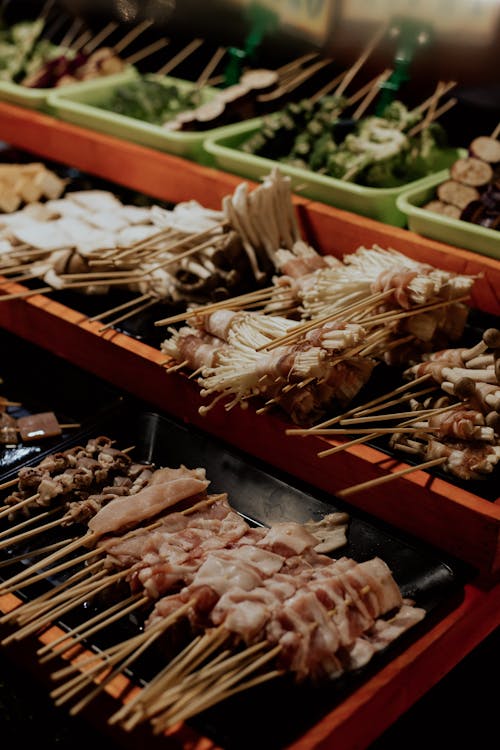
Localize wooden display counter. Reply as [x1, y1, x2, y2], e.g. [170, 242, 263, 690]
[0, 100, 499, 750]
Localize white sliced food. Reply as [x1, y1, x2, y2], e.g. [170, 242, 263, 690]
[20, 201, 56, 221]
[85, 210, 130, 232]
[119, 205, 154, 225]
[55, 217, 102, 245]
[12, 222, 72, 251]
[76, 229, 119, 256]
[117, 224, 159, 248]
[44, 199, 90, 219]
[0, 239, 13, 255]
[66, 189, 123, 212]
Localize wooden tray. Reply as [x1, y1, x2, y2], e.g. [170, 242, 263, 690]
[0, 102, 499, 581]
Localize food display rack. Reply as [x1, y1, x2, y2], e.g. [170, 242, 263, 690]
[0, 99, 499, 750]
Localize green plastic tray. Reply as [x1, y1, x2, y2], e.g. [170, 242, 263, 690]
[396, 174, 500, 260]
[204, 119, 462, 227]
[47, 68, 242, 165]
[0, 68, 135, 111]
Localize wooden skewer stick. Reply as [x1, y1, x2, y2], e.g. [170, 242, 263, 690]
[155, 644, 282, 731]
[124, 37, 170, 66]
[0, 477, 20, 491]
[71, 28, 93, 52]
[310, 69, 349, 105]
[154, 284, 277, 326]
[258, 58, 333, 102]
[60, 17, 84, 49]
[136, 640, 270, 724]
[336, 456, 447, 498]
[7, 560, 105, 625]
[196, 46, 226, 89]
[0, 515, 70, 551]
[0, 399, 22, 407]
[256, 289, 394, 352]
[335, 21, 389, 100]
[125, 626, 229, 714]
[98, 298, 158, 332]
[0, 286, 52, 302]
[156, 38, 204, 76]
[413, 80, 457, 115]
[0, 539, 68, 571]
[491, 121, 500, 140]
[61, 276, 144, 291]
[0, 533, 95, 594]
[82, 21, 119, 55]
[1, 571, 120, 645]
[351, 68, 393, 120]
[316, 403, 456, 457]
[67, 612, 180, 716]
[0, 507, 58, 542]
[88, 293, 152, 322]
[0, 493, 40, 520]
[113, 19, 154, 55]
[339, 404, 457, 425]
[276, 51, 321, 76]
[13, 567, 109, 628]
[38, 594, 149, 662]
[54, 603, 192, 711]
[407, 98, 458, 138]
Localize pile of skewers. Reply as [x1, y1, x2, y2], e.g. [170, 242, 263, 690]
[285, 328, 500, 494]
[159, 240, 476, 426]
[0, 438, 425, 733]
[0, 4, 169, 89]
[0, 168, 303, 330]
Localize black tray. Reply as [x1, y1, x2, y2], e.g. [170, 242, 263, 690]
[0, 398, 469, 750]
[0, 328, 122, 475]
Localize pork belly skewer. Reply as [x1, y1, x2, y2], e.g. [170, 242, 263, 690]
[109, 545, 424, 730]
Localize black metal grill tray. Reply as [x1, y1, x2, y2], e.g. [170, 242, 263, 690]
[0, 329, 123, 475]
[0, 395, 468, 750]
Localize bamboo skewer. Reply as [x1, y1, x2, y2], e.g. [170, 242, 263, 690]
[3, 559, 105, 625]
[0, 477, 20, 491]
[113, 20, 154, 55]
[335, 22, 389, 100]
[0, 539, 68, 571]
[255, 289, 394, 352]
[0, 507, 58, 541]
[82, 21, 119, 55]
[154, 284, 278, 326]
[155, 38, 204, 77]
[98, 298, 158, 332]
[288, 373, 433, 433]
[258, 58, 333, 102]
[491, 121, 500, 140]
[153, 644, 282, 732]
[38, 594, 149, 662]
[196, 46, 226, 89]
[0, 286, 52, 301]
[351, 68, 393, 120]
[129, 640, 273, 727]
[88, 293, 153, 322]
[0, 493, 40, 520]
[124, 37, 170, 66]
[60, 17, 84, 49]
[336, 456, 448, 498]
[315, 402, 455, 458]
[408, 98, 458, 137]
[0, 533, 95, 594]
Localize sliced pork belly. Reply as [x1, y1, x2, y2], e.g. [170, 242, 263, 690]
[88, 476, 209, 536]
